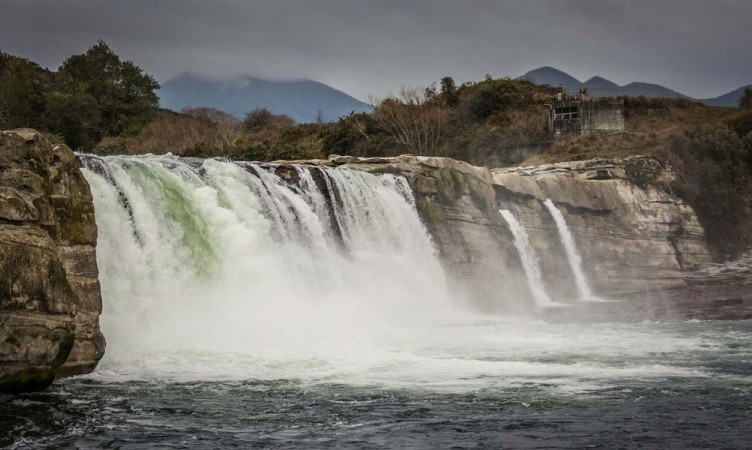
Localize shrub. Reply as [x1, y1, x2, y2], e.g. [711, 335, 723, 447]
[668, 128, 752, 258]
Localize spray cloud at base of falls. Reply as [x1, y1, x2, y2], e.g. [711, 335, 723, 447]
[79, 154, 459, 359]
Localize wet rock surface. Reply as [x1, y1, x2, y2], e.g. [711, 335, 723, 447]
[492, 157, 712, 296]
[0, 129, 103, 392]
[684, 252, 752, 286]
[271, 154, 717, 308]
[542, 284, 752, 322]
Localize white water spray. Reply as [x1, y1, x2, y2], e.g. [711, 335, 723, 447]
[79, 154, 457, 358]
[71, 156, 732, 397]
[543, 199, 596, 301]
[499, 209, 556, 307]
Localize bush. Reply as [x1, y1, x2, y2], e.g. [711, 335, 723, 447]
[668, 128, 752, 258]
[729, 111, 752, 136]
[243, 108, 295, 132]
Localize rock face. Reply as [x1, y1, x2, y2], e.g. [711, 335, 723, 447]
[0, 138, 713, 392]
[685, 251, 752, 286]
[491, 157, 712, 296]
[0, 129, 104, 392]
[335, 155, 544, 311]
[332, 154, 712, 304]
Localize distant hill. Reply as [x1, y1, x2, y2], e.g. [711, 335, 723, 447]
[700, 85, 752, 107]
[583, 76, 620, 92]
[620, 82, 687, 99]
[520, 66, 748, 107]
[159, 73, 371, 123]
[521, 67, 583, 92]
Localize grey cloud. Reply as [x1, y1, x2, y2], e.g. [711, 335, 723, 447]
[0, 0, 750, 101]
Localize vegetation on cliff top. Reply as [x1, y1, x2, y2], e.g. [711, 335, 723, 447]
[0, 41, 159, 150]
[2, 46, 751, 258]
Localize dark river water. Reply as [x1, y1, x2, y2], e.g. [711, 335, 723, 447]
[2, 319, 751, 449]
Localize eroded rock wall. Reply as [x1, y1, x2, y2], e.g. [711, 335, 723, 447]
[335, 155, 533, 311]
[331, 154, 711, 302]
[0, 129, 104, 392]
[492, 157, 712, 296]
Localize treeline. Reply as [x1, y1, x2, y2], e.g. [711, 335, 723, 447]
[96, 106, 325, 162]
[0, 43, 561, 165]
[3, 45, 752, 257]
[92, 71, 557, 167]
[324, 77, 554, 166]
[0, 41, 159, 150]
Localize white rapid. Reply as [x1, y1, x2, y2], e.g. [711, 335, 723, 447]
[79, 154, 457, 359]
[543, 199, 596, 301]
[499, 209, 556, 307]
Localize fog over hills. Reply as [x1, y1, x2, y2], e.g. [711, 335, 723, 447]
[521, 67, 749, 107]
[159, 67, 747, 122]
[159, 73, 371, 123]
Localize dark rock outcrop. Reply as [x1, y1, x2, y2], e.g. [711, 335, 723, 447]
[0, 129, 104, 392]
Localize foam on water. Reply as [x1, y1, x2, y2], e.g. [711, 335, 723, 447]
[83, 318, 743, 396]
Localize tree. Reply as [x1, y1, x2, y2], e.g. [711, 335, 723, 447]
[740, 86, 752, 110]
[242, 107, 295, 132]
[44, 83, 100, 150]
[440, 76, 459, 106]
[372, 87, 451, 156]
[243, 107, 274, 131]
[53, 40, 159, 148]
[182, 107, 242, 151]
[0, 52, 52, 130]
[461, 77, 523, 122]
[505, 110, 549, 145]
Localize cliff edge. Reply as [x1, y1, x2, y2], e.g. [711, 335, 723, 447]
[0, 129, 104, 393]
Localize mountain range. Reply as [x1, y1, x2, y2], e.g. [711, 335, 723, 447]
[159, 68, 747, 122]
[520, 66, 749, 107]
[158, 73, 371, 123]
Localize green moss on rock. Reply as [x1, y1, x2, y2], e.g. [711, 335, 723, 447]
[419, 200, 446, 224]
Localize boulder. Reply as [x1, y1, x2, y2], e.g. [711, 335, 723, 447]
[0, 129, 104, 392]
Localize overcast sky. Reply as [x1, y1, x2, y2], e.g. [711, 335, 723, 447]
[1, 0, 750, 101]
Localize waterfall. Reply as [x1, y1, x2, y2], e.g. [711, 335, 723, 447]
[78, 154, 454, 354]
[499, 209, 556, 307]
[542, 199, 595, 301]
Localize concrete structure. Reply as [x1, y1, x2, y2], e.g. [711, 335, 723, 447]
[549, 97, 624, 136]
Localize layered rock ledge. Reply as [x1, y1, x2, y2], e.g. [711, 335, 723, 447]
[0, 144, 719, 391]
[274, 154, 711, 306]
[491, 157, 712, 296]
[0, 130, 104, 393]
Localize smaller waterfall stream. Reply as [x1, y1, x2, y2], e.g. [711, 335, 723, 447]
[499, 209, 556, 307]
[543, 199, 596, 301]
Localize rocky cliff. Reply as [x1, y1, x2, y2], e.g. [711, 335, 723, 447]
[329, 155, 531, 311]
[492, 157, 712, 296]
[0, 129, 104, 392]
[0, 141, 714, 391]
[326, 154, 711, 304]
